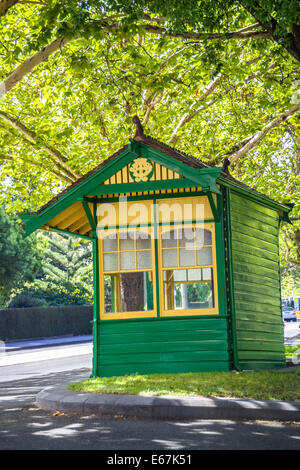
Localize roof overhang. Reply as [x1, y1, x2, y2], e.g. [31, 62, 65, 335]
[20, 141, 223, 238]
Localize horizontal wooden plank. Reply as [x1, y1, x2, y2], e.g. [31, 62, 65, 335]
[231, 240, 279, 262]
[99, 340, 228, 355]
[231, 220, 278, 244]
[237, 329, 284, 343]
[238, 350, 285, 361]
[236, 320, 284, 335]
[230, 215, 278, 237]
[232, 251, 279, 271]
[99, 318, 228, 335]
[238, 361, 285, 371]
[231, 209, 278, 230]
[234, 280, 280, 299]
[97, 361, 231, 377]
[237, 340, 285, 352]
[99, 329, 228, 345]
[233, 272, 279, 289]
[232, 262, 279, 282]
[98, 350, 230, 365]
[234, 289, 281, 308]
[231, 231, 278, 255]
[234, 301, 282, 318]
[230, 194, 278, 219]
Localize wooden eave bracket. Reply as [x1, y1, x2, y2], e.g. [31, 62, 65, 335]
[279, 203, 294, 224]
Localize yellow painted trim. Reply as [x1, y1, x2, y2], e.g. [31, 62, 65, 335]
[47, 202, 83, 227]
[99, 226, 157, 320]
[158, 222, 219, 317]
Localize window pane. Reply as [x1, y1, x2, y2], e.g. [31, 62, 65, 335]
[103, 235, 118, 252]
[103, 253, 118, 271]
[119, 236, 134, 251]
[137, 250, 152, 269]
[195, 228, 212, 246]
[179, 227, 195, 247]
[187, 268, 202, 281]
[163, 248, 178, 267]
[120, 251, 135, 270]
[196, 247, 212, 266]
[173, 269, 187, 282]
[104, 272, 153, 313]
[162, 230, 178, 248]
[163, 271, 214, 311]
[179, 248, 195, 267]
[136, 232, 151, 249]
[202, 268, 212, 280]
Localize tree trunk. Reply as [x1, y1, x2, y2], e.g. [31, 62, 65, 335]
[121, 272, 145, 312]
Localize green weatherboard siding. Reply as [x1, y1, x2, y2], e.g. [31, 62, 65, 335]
[96, 317, 230, 377]
[229, 191, 285, 370]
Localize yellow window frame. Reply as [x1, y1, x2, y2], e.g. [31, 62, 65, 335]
[98, 226, 157, 320]
[158, 222, 219, 317]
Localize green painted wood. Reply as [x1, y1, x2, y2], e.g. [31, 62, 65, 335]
[99, 340, 228, 355]
[233, 272, 280, 288]
[231, 224, 278, 248]
[237, 329, 285, 343]
[237, 340, 284, 352]
[229, 191, 285, 370]
[230, 240, 279, 263]
[237, 361, 285, 370]
[238, 351, 285, 361]
[234, 280, 280, 299]
[232, 263, 279, 281]
[234, 303, 282, 319]
[230, 216, 278, 236]
[98, 361, 230, 377]
[236, 320, 284, 334]
[99, 329, 228, 345]
[229, 204, 279, 228]
[234, 290, 281, 307]
[99, 350, 230, 366]
[231, 220, 278, 243]
[100, 317, 228, 334]
[230, 196, 279, 218]
[97, 317, 230, 377]
[232, 251, 279, 271]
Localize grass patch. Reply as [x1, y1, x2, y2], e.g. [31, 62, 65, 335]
[68, 368, 300, 401]
[285, 345, 300, 359]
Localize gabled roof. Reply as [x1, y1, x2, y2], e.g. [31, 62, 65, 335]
[21, 119, 293, 238]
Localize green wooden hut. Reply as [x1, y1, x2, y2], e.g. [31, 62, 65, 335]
[21, 117, 293, 376]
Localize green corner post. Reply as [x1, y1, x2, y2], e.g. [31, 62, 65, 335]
[82, 199, 99, 378]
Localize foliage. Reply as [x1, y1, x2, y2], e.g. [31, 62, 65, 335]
[0, 1, 299, 264]
[9, 232, 94, 305]
[0, 206, 42, 306]
[281, 264, 300, 296]
[68, 368, 300, 401]
[8, 293, 47, 308]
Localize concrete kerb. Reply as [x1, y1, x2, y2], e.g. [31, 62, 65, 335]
[36, 386, 300, 422]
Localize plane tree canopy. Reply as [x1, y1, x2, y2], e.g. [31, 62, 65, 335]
[0, 0, 299, 265]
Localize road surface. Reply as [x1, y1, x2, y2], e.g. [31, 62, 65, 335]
[0, 341, 300, 450]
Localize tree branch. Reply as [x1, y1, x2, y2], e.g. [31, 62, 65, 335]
[169, 74, 223, 144]
[0, 111, 79, 181]
[0, 36, 77, 96]
[168, 59, 277, 145]
[140, 24, 271, 41]
[0, 0, 19, 16]
[229, 104, 300, 163]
